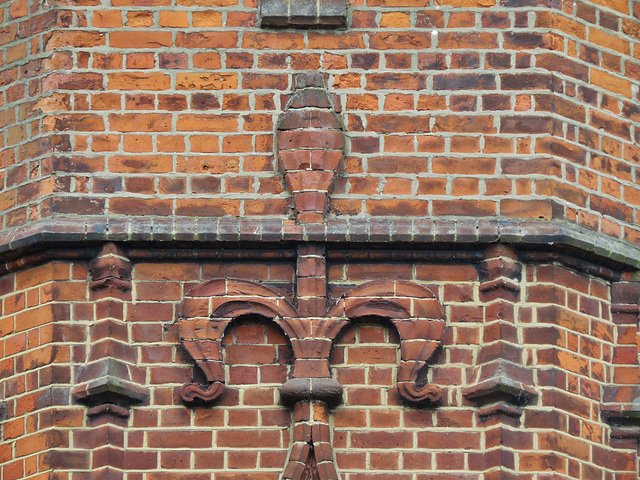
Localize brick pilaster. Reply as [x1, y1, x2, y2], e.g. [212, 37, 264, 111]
[602, 279, 640, 447]
[68, 244, 147, 479]
[463, 244, 536, 480]
[72, 243, 148, 420]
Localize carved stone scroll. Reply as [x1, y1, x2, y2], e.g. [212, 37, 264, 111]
[328, 280, 445, 406]
[178, 278, 298, 404]
[178, 277, 446, 480]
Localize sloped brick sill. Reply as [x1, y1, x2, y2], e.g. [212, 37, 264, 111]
[2, 218, 640, 270]
[72, 358, 149, 417]
[260, 0, 347, 28]
[463, 371, 538, 405]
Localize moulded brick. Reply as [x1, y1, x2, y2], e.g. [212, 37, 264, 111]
[3, 2, 640, 479]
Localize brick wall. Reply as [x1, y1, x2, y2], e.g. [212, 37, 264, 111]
[0, 0, 60, 229]
[0, 253, 637, 479]
[0, 263, 84, 480]
[1, 0, 640, 242]
[2, 0, 640, 479]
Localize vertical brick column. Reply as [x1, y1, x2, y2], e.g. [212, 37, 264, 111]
[463, 244, 536, 480]
[281, 242, 341, 409]
[282, 402, 338, 480]
[296, 244, 326, 318]
[464, 245, 536, 410]
[280, 243, 342, 479]
[71, 244, 148, 479]
[602, 279, 640, 447]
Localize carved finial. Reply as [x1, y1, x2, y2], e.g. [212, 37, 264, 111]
[89, 242, 132, 291]
[277, 72, 345, 224]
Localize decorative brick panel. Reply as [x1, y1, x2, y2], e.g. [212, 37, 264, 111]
[1, 247, 640, 478]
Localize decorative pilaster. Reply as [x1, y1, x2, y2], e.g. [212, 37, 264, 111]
[70, 244, 149, 480]
[282, 243, 342, 480]
[463, 244, 536, 480]
[296, 244, 327, 318]
[72, 243, 148, 419]
[463, 245, 536, 413]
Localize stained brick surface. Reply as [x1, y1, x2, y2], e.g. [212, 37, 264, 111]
[2, 0, 640, 479]
[2, 257, 637, 478]
[1, 0, 640, 242]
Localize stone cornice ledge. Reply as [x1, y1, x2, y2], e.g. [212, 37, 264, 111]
[0, 217, 639, 270]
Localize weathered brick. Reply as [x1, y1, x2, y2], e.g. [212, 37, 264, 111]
[2, 3, 640, 480]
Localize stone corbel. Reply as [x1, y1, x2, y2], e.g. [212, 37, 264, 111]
[73, 243, 149, 418]
[260, 0, 347, 28]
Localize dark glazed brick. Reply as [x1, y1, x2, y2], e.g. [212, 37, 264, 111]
[451, 53, 480, 70]
[599, 11, 620, 31]
[486, 53, 511, 69]
[352, 53, 379, 70]
[260, 0, 346, 28]
[500, 116, 553, 134]
[191, 93, 220, 110]
[501, 73, 552, 90]
[433, 74, 496, 90]
[418, 53, 447, 71]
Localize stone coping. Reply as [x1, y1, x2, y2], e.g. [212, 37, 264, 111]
[1, 216, 639, 269]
